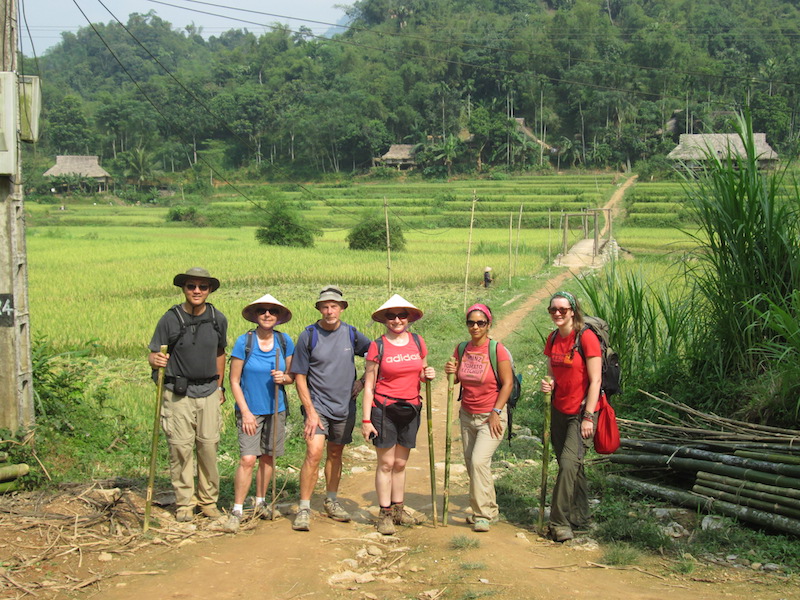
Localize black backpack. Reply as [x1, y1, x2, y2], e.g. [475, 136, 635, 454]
[547, 316, 621, 397]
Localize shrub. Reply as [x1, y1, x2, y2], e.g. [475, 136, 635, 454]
[346, 213, 406, 251]
[255, 197, 320, 247]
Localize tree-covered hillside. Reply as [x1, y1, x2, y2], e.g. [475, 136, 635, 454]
[27, 0, 800, 180]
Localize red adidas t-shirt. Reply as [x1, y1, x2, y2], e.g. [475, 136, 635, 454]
[453, 340, 511, 414]
[544, 328, 601, 414]
[366, 334, 427, 405]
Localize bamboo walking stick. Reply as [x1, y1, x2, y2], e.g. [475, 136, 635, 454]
[425, 379, 438, 527]
[442, 365, 455, 525]
[271, 342, 281, 520]
[537, 376, 552, 536]
[144, 344, 168, 532]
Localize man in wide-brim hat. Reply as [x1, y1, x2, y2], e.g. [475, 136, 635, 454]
[148, 267, 228, 523]
[289, 286, 370, 531]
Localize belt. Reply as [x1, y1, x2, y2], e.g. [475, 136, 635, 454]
[165, 375, 219, 385]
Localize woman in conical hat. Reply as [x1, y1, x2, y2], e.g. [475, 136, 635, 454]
[225, 294, 294, 533]
[361, 294, 435, 535]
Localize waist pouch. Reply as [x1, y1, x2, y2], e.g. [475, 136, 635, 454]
[376, 394, 421, 427]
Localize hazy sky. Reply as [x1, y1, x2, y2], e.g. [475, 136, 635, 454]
[19, 0, 349, 55]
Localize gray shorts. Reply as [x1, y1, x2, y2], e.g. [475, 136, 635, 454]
[236, 412, 286, 457]
[309, 410, 356, 446]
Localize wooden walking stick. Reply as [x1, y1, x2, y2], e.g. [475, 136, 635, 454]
[442, 364, 455, 526]
[144, 344, 168, 532]
[537, 376, 553, 535]
[425, 379, 438, 527]
[271, 343, 281, 520]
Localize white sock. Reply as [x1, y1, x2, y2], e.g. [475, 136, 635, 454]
[255, 497, 265, 506]
[233, 504, 243, 515]
[299, 499, 311, 510]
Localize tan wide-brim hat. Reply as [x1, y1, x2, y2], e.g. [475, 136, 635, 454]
[242, 293, 292, 325]
[371, 294, 423, 323]
[173, 267, 220, 292]
[315, 285, 348, 309]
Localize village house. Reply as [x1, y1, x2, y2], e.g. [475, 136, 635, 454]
[667, 133, 778, 169]
[43, 155, 112, 192]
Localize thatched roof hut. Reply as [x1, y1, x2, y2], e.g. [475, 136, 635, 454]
[375, 144, 419, 170]
[44, 156, 112, 191]
[667, 134, 778, 168]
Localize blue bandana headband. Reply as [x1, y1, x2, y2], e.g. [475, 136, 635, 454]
[551, 291, 576, 311]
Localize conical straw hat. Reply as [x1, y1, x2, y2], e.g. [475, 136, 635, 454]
[371, 294, 423, 323]
[242, 293, 292, 325]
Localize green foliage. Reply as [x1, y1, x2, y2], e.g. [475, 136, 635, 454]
[346, 212, 406, 251]
[449, 535, 481, 550]
[255, 197, 320, 247]
[601, 543, 641, 566]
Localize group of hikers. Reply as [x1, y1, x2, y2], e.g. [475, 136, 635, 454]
[148, 267, 601, 543]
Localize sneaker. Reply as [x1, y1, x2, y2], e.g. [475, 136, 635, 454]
[323, 498, 351, 522]
[473, 518, 491, 533]
[377, 509, 396, 536]
[550, 525, 574, 542]
[292, 508, 311, 531]
[254, 502, 274, 520]
[391, 503, 415, 526]
[200, 504, 222, 519]
[176, 506, 194, 522]
[223, 511, 241, 533]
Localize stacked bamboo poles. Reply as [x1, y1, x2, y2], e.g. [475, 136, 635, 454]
[608, 392, 800, 535]
[0, 455, 29, 493]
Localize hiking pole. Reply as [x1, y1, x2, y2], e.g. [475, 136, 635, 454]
[442, 364, 455, 526]
[144, 344, 168, 532]
[424, 379, 438, 527]
[271, 345, 281, 520]
[537, 376, 552, 536]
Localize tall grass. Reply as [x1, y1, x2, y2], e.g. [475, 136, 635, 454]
[681, 112, 800, 380]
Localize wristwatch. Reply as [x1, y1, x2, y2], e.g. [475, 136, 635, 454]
[218, 386, 226, 392]
[492, 408, 502, 415]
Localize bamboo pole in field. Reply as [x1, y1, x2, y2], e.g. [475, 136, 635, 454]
[0, 480, 19, 493]
[271, 344, 281, 520]
[508, 215, 512, 288]
[537, 376, 552, 535]
[515, 204, 523, 276]
[463, 191, 477, 312]
[697, 471, 800, 501]
[694, 477, 800, 512]
[692, 484, 800, 520]
[442, 366, 456, 525]
[144, 344, 168, 532]
[735, 450, 800, 465]
[0, 463, 29, 482]
[548, 209, 552, 265]
[384, 197, 392, 296]
[425, 380, 438, 527]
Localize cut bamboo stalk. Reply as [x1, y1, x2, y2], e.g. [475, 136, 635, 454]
[0, 480, 19, 493]
[735, 450, 800, 465]
[696, 471, 800, 501]
[0, 463, 29, 482]
[692, 484, 800, 520]
[693, 477, 800, 511]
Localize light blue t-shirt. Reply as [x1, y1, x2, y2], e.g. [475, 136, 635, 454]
[231, 331, 295, 415]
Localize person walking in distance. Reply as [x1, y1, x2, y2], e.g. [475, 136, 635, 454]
[148, 268, 228, 523]
[290, 286, 370, 531]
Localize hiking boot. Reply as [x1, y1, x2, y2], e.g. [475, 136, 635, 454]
[292, 508, 311, 531]
[176, 506, 194, 522]
[223, 511, 241, 533]
[391, 503, 415, 526]
[377, 508, 396, 536]
[550, 525, 574, 542]
[254, 501, 274, 520]
[473, 518, 491, 533]
[323, 498, 351, 522]
[200, 504, 222, 519]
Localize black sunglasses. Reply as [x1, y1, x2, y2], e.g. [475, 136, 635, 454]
[385, 312, 409, 320]
[466, 319, 488, 328]
[255, 307, 282, 316]
[185, 283, 210, 291]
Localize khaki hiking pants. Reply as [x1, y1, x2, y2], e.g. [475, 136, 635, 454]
[161, 388, 221, 508]
[549, 406, 594, 529]
[459, 408, 507, 521]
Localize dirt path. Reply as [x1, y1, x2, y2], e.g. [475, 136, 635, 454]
[85, 183, 795, 599]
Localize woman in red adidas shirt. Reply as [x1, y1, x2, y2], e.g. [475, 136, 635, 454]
[444, 303, 514, 532]
[362, 295, 435, 535]
[541, 291, 601, 542]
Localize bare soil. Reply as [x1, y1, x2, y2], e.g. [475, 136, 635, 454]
[2, 178, 796, 599]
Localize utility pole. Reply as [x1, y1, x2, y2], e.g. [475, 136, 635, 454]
[0, 0, 34, 432]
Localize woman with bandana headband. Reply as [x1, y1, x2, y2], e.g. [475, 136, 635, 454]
[541, 291, 601, 542]
[444, 303, 513, 532]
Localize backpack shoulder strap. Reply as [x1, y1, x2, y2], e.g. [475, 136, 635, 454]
[305, 324, 319, 353]
[488, 339, 501, 390]
[167, 304, 188, 353]
[575, 325, 589, 360]
[457, 341, 468, 361]
[275, 330, 288, 360]
[411, 332, 422, 353]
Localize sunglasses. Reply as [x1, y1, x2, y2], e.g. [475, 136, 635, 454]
[466, 319, 488, 328]
[255, 307, 282, 316]
[385, 312, 409, 321]
[548, 306, 571, 315]
[185, 283, 210, 291]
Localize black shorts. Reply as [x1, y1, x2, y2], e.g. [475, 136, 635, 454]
[370, 401, 422, 449]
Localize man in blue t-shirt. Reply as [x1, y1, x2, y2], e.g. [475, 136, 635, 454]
[290, 286, 370, 531]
